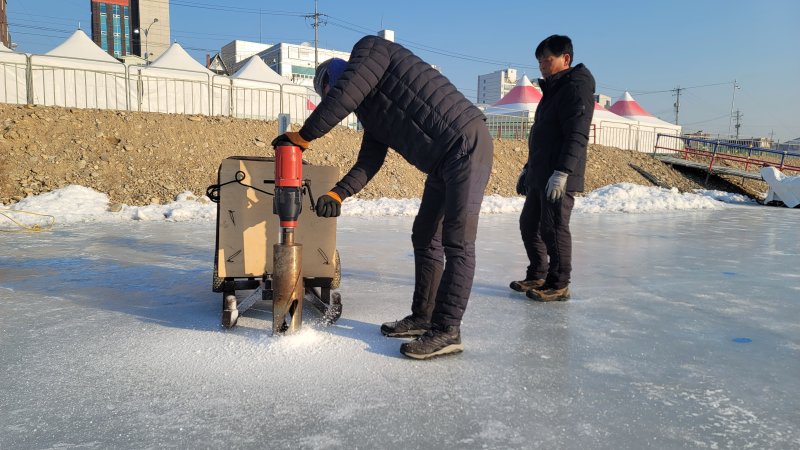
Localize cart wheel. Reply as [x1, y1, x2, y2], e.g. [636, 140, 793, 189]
[212, 260, 225, 293]
[330, 250, 341, 290]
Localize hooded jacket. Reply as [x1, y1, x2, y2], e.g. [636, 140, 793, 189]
[299, 35, 486, 199]
[527, 63, 595, 193]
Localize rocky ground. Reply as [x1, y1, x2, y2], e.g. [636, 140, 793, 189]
[1, 103, 768, 206]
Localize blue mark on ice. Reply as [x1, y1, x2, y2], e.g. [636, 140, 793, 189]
[722, 272, 737, 276]
[732, 337, 752, 343]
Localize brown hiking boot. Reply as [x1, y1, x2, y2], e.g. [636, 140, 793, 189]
[526, 286, 570, 302]
[400, 324, 464, 360]
[509, 279, 546, 292]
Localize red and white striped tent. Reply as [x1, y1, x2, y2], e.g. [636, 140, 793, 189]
[609, 91, 681, 132]
[593, 101, 637, 124]
[608, 91, 682, 151]
[485, 75, 542, 117]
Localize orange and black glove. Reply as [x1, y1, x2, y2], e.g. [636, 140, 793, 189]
[316, 191, 342, 218]
[271, 131, 311, 150]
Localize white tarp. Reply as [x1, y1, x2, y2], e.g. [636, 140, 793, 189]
[762, 166, 800, 208]
[30, 30, 128, 110]
[0, 42, 27, 105]
[134, 43, 229, 115]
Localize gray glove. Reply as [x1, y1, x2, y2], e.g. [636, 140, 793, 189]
[545, 170, 569, 203]
[516, 165, 528, 196]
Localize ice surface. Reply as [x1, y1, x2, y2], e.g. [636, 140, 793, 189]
[1, 201, 798, 449]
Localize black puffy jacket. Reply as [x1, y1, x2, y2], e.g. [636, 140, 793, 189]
[299, 35, 486, 199]
[527, 63, 595, 193]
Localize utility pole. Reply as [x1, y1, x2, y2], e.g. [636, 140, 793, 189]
[304, 0, 324, 67]
[313, 0, 319, 67]
[302, 0, 326, 67]
[728, 79, 740, 136]
[673, 85, 683, 125]
[733, 110, 743, 139]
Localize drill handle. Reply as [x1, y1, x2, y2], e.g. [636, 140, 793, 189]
[303, 180, 317, 212]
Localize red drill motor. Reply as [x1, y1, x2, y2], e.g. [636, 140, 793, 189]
[273, 145, 304, 232]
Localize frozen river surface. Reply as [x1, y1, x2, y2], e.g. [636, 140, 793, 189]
[1, 206, 799, 449]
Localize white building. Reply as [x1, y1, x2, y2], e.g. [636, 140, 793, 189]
[216, 29, 397, 88]
[595, 94, 612, 109]
[220, 40, 272, 74]
[132, 0, 170, 61]
[477, 68, 523, 105]
[255, 43, 351, 88]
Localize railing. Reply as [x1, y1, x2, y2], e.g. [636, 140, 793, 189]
[0, 57, 28, 105]
[0, 51, 334, 126]
[486, 114, 532, 140]
[485, 114, 681, 154]
[29, 54, 130, 110]
[654, 134, 800, 179]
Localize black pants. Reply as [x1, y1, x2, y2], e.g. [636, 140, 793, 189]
[519, 189, 575, 289]
[409, 123, 493, 327]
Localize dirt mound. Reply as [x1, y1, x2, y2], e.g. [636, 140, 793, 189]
[0, 103, 766, 206]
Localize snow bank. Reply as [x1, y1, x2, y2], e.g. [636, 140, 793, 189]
[1, 182, 755, 227]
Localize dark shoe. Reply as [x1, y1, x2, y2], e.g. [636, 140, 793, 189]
[380, 315, 431, 337]
[526, 286, 570, 302]
[509, 278, 546, 292]
[400, 324, 464, 360]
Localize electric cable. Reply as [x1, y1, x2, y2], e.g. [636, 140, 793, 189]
[206, 170, 274, 203]
[0, 209, 55, 233]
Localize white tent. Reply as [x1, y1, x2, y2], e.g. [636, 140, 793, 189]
[134, 42, 229, 115]
[483, 75, 540, 139]
[0, 42, 27, 105]
[30, 30, 128, 109]
[591, 102, 643, 150]
[609, 91, 682, 151]
[229, 55, 314, 122]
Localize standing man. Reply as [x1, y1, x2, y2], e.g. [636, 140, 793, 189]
[510, 35, 595, 302]
[272, 35, 493, 359]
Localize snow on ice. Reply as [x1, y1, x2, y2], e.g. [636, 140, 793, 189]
[1, 182, 755, 227]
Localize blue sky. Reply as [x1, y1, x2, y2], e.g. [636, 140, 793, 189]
[7, 0, 800, 141]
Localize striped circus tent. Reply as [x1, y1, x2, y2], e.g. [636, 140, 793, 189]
[485, 75, 542, 117]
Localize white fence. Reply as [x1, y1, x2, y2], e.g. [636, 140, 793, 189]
[487, 113, 682, 153]
[0, 53, 345, 126]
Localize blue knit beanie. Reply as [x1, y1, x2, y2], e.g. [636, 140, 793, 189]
[314, 58, 348, 97]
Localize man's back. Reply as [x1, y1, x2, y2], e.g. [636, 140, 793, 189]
[301, 36, 486, 174]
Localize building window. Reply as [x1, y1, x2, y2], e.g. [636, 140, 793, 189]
[100, 10, 108, 51]
[112, 5, 121, 57]
[123, 7, 130, 55]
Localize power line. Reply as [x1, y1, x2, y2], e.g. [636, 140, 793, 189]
[324, 14, 538, 69]
[6, 30, 71, 40]
[682, 113, 731, 126]
[145, 0, 305, 17]
[630, 81, 734, 97]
